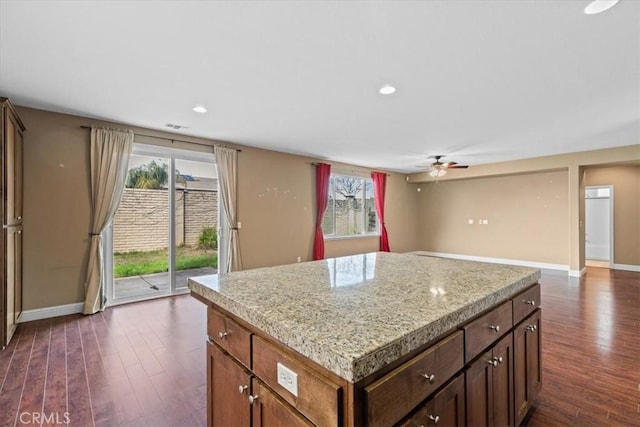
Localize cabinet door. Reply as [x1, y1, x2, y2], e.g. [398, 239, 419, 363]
[4, 111, 23, 226]
[492, 334, 513, 427]
[251, 379, 313, 427]
[401, 374, 465, 427]
[207, 341, 251, 427]
[466, 350, 493, 426]
[4, 227, 22, 345]
[514, 309, 541, 426]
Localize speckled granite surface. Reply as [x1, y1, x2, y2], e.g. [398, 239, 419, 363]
[188, 252, 540, 382]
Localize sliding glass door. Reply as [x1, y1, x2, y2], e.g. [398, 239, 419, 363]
[105, 144, 218, 305]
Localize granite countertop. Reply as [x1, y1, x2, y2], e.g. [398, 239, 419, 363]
[188, 252, 540, 383]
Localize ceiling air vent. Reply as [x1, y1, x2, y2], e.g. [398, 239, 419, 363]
[165, 123, 188, 130]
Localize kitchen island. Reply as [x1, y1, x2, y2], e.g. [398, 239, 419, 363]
[189, 252, 542, 426]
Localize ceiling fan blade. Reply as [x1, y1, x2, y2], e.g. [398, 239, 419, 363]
[448, 165, 469, 169]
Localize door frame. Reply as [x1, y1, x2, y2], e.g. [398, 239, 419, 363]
[104, 143, 218, 306]
[585, 185, 614, 269]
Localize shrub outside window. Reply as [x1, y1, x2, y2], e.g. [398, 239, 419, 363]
[322, 174, 378, 238]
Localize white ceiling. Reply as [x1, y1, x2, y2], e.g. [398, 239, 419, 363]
[1, 1, 638, 172]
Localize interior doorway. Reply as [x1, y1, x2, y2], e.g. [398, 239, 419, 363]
[585, 186, 614, 269]
[104, 144, 219, 306]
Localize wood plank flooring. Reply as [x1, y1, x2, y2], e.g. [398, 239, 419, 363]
[0, 267, 638, 426]
[0, 295, 207, 426]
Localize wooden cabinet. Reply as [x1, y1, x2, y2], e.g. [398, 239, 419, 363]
[207, 340, 251, 426]
[200, 282, 541, 426]
[466, 333, 514, 427]
[514, 309, 542, 426]
[251, 378, 313, 427]
[366, 331, 464, 427]
[1, 97, 25, 349]
[253, 335, 341, 427]
[400, 374, 465, 427]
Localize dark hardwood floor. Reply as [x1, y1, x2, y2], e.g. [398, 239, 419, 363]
[0, 295, 207, 426]
[0, 267, 638, 426]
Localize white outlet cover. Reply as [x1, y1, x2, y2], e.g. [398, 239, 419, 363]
[277, 362, 298, 396]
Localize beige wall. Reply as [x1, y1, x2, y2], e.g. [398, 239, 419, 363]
[18, 106, 416, 310]
[15, 104, 640, 311]
[237, 147, 418, 269]
[416, 171, 570, 265]
[585, 165, 640, 266]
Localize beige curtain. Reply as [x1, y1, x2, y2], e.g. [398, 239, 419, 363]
[82, 127, 133, 314]
[214, 145, 242, 272]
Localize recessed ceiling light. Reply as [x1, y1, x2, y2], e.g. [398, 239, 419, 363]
[379, 85, 396, 95]
[584, 0, 619, 15]
[192, 105, 207, 113]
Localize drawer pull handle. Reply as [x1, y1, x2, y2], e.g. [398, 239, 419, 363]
[238, 385, 248, 394]
[527, 324, 537, 332]
[422, 373, 436, 384]
[488, 359, 498, 367]
[524, 300, 536, 306]
[248, 395, 259, 405]
[428, 414, 440, 424]
[219, 331, 230, 339]
[489, 325, 500, 332]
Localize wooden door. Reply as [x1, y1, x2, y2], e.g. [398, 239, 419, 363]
[514, 309, 541, 426]
[525, 311, 542, 403]
[4, 109, 23, 226]
[207, 341, 251, 427]
[400, 374, 465, 427]
[466, 350, 493, 426]
[251, 378, 313, 427]
[492, 334, 514, 427]
[431, 374, 465, 426]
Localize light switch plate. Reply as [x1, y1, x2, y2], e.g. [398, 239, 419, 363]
[277, 362, 298, 397]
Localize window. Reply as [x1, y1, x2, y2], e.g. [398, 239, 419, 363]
[322, 174, 378, 238]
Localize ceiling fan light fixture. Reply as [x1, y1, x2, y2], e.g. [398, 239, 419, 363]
[429, 169, 447, 178]
[192, 105, 208, 113]
[379, 85, 396, 95]
[584, 0, 619, 15]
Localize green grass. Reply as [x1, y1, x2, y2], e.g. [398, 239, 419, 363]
[114, 246, 217, 278]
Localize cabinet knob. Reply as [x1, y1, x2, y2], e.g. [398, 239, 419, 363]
[238, 385, 248, 394]
[17, 216, 22, 220]
[524, 300, 536, 306]
[218, 331, 230, 339]
[422, 373, 436, 384]
[248, 395, 259, 405]
[17, 230, 22, 234]
[487, 359, 498, 367]
[527, 324, 537, 332]
[493, 356, 503, 364]
[489, 325, 500, 333]
[428, 414, 440, 424]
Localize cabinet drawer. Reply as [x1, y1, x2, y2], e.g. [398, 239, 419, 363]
[464, 300, 512, 362]
[208, 307, 251, 368]
[512, 284, 540, 325]
[252, 335, 341, 427]
[365, 330, 464, 427]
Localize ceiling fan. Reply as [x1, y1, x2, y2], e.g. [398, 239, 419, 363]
[422, 155, 469, 177]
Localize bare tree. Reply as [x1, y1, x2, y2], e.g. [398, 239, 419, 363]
[334, 176, 362, 198]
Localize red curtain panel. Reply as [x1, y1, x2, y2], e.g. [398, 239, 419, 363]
[313, 163, 331, 260]
[372, 172, 390, 252]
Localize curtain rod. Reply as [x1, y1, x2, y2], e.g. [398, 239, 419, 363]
[311, 162, 390, 176]
[79, 125, 241, 151]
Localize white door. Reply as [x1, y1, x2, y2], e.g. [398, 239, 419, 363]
[585, 186, 613, 263]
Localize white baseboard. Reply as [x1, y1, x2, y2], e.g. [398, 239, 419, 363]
[19, 302, 84, 323]
[613, 263, 640, 272]
[414, 251, 568, 272]
[568, 267, 587, 278]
